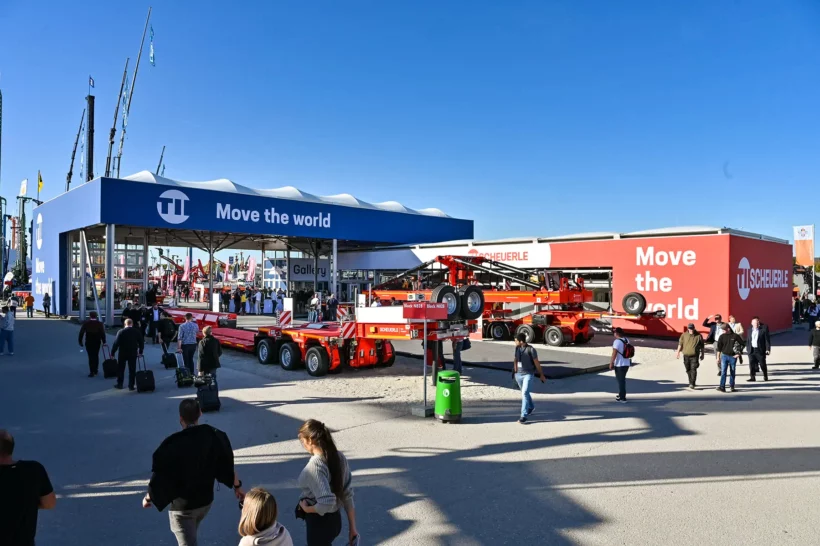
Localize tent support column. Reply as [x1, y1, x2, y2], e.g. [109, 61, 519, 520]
[208, 232, 214, 311]
[104, 224, 115, 327]
[331, 238, 338, 297]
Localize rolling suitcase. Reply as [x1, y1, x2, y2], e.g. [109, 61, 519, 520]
[102, 345, 118, 379]
[162, 352, 177, 369]
[196, 375, 220, 412]
[135, 356, 155, 393]
[175, 353, 194, 388]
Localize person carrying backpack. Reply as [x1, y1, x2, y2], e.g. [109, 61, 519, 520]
[610, 327, 634, 403]
[512, 333, 546, 424]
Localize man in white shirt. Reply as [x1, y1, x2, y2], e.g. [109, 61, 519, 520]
[309, 293, 320, 322]
[609, 327, 632, 403]
[254, 289, 263, 315]
[745, 316, 771, 382]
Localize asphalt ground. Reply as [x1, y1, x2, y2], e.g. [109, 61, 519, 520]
[3, 317, 820, 545]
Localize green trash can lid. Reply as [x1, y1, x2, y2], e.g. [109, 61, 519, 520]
[438, 371, 460, 378]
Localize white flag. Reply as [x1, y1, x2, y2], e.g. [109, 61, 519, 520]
[19, 179, 27, 196]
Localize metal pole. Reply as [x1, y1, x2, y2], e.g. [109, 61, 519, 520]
[0, 197, 5, 276]
[66, 109, 85, 192]
[105, 58, 129, 178]
[104, 224, 115, 326]
[423, 320, 428, 408]
[79, 231, 87, 320]
[332, 238, 338, 297]
[813, 224, 817, 301]
[142, 230, 149, 305]
[208, 232, 214, 311]
[116, 7, 152, 178]
[286, 245, 291, 294]
[312, 241, 319, 293]
[156, 145, 165, 175]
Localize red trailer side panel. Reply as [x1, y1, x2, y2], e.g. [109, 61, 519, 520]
[728, 236, 792, 333]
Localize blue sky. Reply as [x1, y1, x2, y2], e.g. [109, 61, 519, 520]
[1, 0, 819, 244]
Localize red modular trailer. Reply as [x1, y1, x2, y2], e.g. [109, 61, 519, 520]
[346, 228, 793, 337]
[164, 304, 477, 377]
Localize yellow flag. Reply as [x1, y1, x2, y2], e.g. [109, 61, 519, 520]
[37, 170, 43, 193]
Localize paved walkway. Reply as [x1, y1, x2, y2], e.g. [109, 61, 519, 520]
[2, 318, 820, 545]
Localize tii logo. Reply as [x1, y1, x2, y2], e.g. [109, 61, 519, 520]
[157, 190, 190, 224]
[35, 213, 43, 250]
[737, 257, 751, 301]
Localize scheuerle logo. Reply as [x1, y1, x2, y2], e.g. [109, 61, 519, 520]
[736, 257, 789, 301]
[35, 213, 43, 250]
[157, 190, 190, 224]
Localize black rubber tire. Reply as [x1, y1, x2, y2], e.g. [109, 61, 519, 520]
[458, 285, 485, 320]
[279, 342, 302, 371]
[257, 339, 277, 364]
[490, 322, 509, 341]
[305, 346, 330, 377]
[515, 324, 536, 344]
[622, 292, 647, 315]
[545, 326, 565, 347]
[431, 285, 462, 320]
[574, 333, 593, 345]
[378, 341, 396, 367]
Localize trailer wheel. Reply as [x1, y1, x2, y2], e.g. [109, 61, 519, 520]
[515, 324, 536, 344]
[432, 285, 462, 320]
[378, 341, 396, 367]
[279, 342, 302, 371]
[574, 333, 593, 345]
[458, 286, 484, 320]
[545, 326, 564, 347]
[257, 339, 277, 364]
[490, 322, 509, 341]
[305, 346, 330, 377]
[622, 292, 647, 315]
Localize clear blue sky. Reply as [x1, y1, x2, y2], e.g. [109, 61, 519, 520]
[1, 0, 818, 244]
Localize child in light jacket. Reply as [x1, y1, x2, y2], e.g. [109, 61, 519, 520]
[238, 488, 293, 546]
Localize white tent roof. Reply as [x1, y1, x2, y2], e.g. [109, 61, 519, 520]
[123, 171, 450, 217]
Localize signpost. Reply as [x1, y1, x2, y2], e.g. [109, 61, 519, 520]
[406, 302, 448, 418]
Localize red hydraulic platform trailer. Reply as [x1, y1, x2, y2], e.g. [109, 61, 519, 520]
[371, 255, 664, 346]
[162, 287, 480, 377]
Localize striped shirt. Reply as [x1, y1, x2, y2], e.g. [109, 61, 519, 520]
[178, 321, 199, 345]
[298, 453, 354, 516]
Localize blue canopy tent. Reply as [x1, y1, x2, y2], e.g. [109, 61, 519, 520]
[32, 171, 473, 324]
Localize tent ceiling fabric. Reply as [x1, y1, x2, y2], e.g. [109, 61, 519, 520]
[123, 171, 450, 218]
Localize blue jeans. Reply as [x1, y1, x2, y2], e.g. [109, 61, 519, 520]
[614, 365, 629, 399]
[720, 354, 737, 389]
[515, 372, 534, 419]
[0, 330, 14, 354]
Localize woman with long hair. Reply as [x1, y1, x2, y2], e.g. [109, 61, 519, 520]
[238, 487, 293, 546]
[297, 419, 358, 545]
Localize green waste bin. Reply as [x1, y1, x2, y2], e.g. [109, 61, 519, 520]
[435, 371, 462, 423]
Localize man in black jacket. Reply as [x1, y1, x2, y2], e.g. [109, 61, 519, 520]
[78, 311, 106, 377]
[111, 318, 144, 391]
[143, 399, 244, 546]
[746, 316, 771, 382]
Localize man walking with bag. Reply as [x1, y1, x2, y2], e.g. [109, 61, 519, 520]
[675, 323, 704, 389]
[111, 318, 144, 391]
[513, 333, 546, 424]
[143, 399, 244, 546]
[79, 311, 106, 377]
[177, 313, 200, 374]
